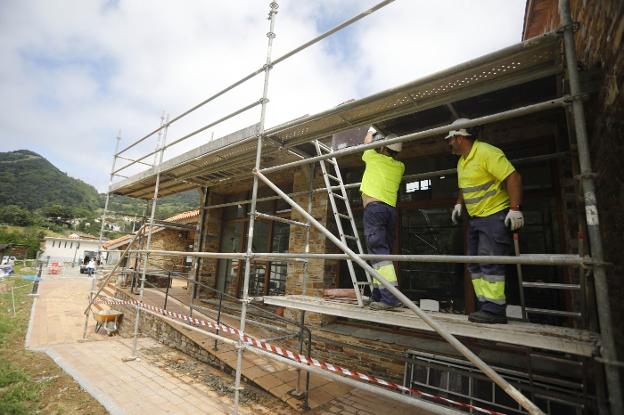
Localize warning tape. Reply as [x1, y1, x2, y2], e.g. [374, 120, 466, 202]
[95, 296, 507, 415]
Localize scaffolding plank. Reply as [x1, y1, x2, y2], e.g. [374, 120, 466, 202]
[263, 295, 599, 357]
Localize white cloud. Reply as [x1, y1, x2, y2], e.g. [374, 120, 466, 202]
[0, 0, 526, 192]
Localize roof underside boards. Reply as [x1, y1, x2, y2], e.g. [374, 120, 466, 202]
[110, 32, 562, 200]
[263, 295, 598, 357]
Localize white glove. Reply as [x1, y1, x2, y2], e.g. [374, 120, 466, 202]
[367, 126, 378, 135]
[504, 209, 524, 231]
[451, 203, 462, 224]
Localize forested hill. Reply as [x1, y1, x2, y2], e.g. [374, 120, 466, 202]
[0, 150, 100, 210]
[0, 150, 199, 219]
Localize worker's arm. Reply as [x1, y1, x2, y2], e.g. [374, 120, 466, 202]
[505, 171, 523, 209]
[455, 192, 464, 206]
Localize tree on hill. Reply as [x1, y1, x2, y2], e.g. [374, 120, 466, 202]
[0, 150, 100, 211]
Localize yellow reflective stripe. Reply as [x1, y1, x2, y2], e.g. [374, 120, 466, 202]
[373, 263, 398, 285]
[472, 276, 505, 304]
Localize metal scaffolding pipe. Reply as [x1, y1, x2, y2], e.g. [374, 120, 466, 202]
[255, 169, 544, 415]
[260, 97, 570, 175]
[131, 115, 169, 358]
[129, 249, 587, 267]
[233, 4, 278, 412]
[271, 0, 396, 67]
[114, 99, 263, 176]
[202, 152, 567, 211]
[254, 211, 309, 227]
[559, 1, 622, 413]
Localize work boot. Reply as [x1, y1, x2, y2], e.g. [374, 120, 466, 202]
[468, 310, 507, 324]
[369, 301, 402, 311]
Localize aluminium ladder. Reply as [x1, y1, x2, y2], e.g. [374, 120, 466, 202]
[314, 140, 374, 307]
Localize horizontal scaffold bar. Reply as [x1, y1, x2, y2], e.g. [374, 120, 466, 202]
[128, 249, 588, 266]
[202, 152, 567, 211]
[259, 96, 572, 175]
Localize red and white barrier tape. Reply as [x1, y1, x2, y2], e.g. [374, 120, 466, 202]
[95, 296, 507, 415]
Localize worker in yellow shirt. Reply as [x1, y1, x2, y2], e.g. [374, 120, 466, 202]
[446, 118, 524, 324]
[360, 127, 405, 310]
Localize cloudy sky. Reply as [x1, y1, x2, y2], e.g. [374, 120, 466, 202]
[0, 0, 527, 192]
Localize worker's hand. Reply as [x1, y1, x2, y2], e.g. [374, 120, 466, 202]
[451, 203, 462, 224]
[504, 209, 524, 231]
[367, 126, 378, 135]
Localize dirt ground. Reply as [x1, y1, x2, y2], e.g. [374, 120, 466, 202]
[140, 344, 295, 415]
[0, 277, 107, 415]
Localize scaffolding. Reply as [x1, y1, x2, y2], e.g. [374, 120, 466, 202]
[86, 1, 621, 414]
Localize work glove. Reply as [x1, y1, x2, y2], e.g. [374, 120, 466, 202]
[451, 203, 462, 224]
[504, 209, 524, 231]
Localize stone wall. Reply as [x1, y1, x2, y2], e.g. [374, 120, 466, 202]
[112, 294, 232, 373]
[149, 228, 194, 272]
[194, 191, 225, 298]
[285, 166, 338, 326]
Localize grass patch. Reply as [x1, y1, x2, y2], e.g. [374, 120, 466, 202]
[0, 275, 106, 414]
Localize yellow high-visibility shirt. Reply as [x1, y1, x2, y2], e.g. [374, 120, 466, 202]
[457, 140, 515, 217]
[360, 150, 405, 207]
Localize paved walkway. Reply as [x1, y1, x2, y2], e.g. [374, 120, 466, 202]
[25, 275, 272, 414]
[118, 286, 422, 414]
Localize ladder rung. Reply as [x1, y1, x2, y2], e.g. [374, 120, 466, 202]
[325, 158, 337, 166]
[331, 192, 345, 200]
[522, 282, 581, 290]
[356, 281, 371, 285]
[337, 213, 351, 219]
[326, 173, 340, 182]
[343, 235, 358, 240]
[317, 142, 332, 152]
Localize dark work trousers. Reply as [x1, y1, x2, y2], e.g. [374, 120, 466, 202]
[467, 209, 512, 315]
[363, 202, 401, 306]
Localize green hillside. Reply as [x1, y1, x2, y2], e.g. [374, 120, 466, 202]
[0, 150, 198, 220]
[0, 150, 100, 210]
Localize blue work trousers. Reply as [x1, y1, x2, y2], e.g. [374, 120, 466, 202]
[363, 202, 401, 306]
[467, 210, 512, 315]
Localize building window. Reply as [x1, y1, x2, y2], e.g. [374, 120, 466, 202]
[406, 179, 431, 193]
[52, 240, 55, 248]
[216, 190, 292, 298]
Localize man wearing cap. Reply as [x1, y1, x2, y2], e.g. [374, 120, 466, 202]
[446, 118, 524, 324]
[360, 127, 405, 310]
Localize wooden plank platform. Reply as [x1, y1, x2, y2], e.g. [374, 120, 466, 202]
[263, 295, 599, 357]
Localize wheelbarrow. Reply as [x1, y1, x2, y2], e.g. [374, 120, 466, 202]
[93, 309, 123, 336]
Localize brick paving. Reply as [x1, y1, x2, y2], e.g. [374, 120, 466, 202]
[25, 274, 271, 414]
[26, 270, 430, 414]
[123, 286, 429, 414]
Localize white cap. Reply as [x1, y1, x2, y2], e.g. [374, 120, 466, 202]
[385, 133, 402, 152]
[445, 118, 472, 139]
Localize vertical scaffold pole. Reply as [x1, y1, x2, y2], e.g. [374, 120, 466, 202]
[295, 164, 314, 408]
[559, 1, 622, 414]
[82, 132, 122, 340]
[130, 114, 169, 358]
[232, 3, 279, 413]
